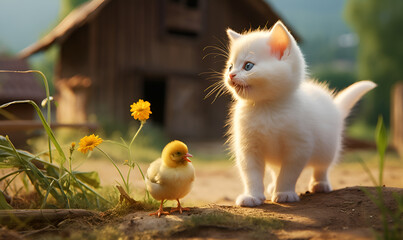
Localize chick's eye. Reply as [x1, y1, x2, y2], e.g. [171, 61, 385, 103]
[243, 62, 254, 71]
[176, 151, 181, 155]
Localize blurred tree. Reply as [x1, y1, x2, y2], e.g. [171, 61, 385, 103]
[60, 0, 89, 19]
[345, 0, 403, 126]
[314, 70, 356, 91]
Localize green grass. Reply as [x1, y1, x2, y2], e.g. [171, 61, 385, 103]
[185, 211, 282, 230]
[0, 134, 111, 209]
[179, 210, 283, 239]
[0, 70, 159, 210]
[359, 116, 403, 240]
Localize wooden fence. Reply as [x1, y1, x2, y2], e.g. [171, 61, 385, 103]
[392, 82, 403, 158]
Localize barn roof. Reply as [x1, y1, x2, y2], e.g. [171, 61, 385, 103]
[0, 58, 45, 102]
[19, 0, 110, 58]
[19, 0, 298, 58]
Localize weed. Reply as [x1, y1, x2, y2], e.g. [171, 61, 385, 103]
[0, 70, 158, 210]
[359, 116, 403, 240]
[78, 99, 153, 199]
[0, 135, 109, 209]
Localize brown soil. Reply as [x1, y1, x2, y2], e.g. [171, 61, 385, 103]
[76, 154, 403, 206]
[1, 148, 402, 239]
[1, 186, 402, 240]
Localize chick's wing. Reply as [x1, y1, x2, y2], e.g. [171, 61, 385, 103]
[146, 158, 162, 184]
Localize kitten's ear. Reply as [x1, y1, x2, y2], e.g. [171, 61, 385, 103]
[227, 29, 241, 41]
[268, 21, 291, 60]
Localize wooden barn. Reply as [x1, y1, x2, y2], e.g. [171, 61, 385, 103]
[0, 58, 45, 120]
[20, 0, 295, 140]
[0, 58, 45, 146]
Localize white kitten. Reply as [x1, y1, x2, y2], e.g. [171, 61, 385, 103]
[224, 21, 376, 207]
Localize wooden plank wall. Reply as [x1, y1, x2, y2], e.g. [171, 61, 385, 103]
[87, 0, 206, 133]
[200, 0, 277, 139]
[58, 0, 279, 139]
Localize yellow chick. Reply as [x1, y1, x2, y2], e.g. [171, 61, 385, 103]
[146, 140, 195, 217]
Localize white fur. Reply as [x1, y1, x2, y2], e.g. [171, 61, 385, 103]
[225, 21, 376, 207]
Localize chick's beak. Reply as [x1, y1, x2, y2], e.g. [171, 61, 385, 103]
[183, 153, 193, 162]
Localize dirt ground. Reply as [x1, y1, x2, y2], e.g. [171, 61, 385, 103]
[1, 147, 402, 239]
[52, 148, 400, 240]
[78, 149, 403, 206]
[2, 187, 401, 239]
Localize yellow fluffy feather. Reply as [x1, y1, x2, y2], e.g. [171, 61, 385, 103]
[146, 140, 194, 217]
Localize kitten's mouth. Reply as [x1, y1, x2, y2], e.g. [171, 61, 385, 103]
[229, 79, 250, 95]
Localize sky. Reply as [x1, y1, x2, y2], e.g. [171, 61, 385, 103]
[268, 0, 351, 41]
[0, 0, 350, 54]
[0, 0, 60, 54]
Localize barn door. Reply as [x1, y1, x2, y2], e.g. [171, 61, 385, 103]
[143, 77, 166, 126]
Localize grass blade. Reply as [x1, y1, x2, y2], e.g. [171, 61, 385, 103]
[0, 100, 67, 166]
[41, 180, 56, 209]
[375, 116, 388, 187]
[4, 136, 66, 205]
[0, 170, 25, 182]
[0, 70, 53, 163]
[358, 158, 378, 186]
[0, 190, 12, 209]
[74, 177, 109, 203]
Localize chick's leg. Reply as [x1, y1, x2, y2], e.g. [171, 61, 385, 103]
[170, 199, 190, 214]
[149, 200, 169, 217]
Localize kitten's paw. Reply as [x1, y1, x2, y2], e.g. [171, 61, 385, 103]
[236, 194, 265, 207]
[271, 191, 300, 203]
[309, 181, 332, 193]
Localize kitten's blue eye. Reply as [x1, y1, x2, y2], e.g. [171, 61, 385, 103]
[243, 62, 254, 71]
[229, 64, 233, 71]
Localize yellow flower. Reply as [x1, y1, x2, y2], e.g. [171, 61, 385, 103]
[130, 99, 152, 122]
[78, 134, 103, 154]
[70, 142, 76, 154]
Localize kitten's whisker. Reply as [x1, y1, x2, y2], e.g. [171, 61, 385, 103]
[205, 81, 223, 92]
[213, 36, 230, 53]
[205, 80, 227, 102]
[203, 72, 223, 77]
[212, 88, 225, 103]
[200, 68, 225, 75]
[202, 52, 228, 60]
[205, 82, 224, 97]
[203, 45, 229, 57]
[212, 84, 229, 103]
[202, 74, 223, 79]
[205, 75, 224, 81]
[202, 36, 230, 103]
[203, 44, 229, 62]
[206, 75, 223, 79]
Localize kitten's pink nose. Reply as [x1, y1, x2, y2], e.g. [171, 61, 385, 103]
[229, 73, 236, 80]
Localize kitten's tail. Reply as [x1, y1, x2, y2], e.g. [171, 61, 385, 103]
[334, 80, 377, 119]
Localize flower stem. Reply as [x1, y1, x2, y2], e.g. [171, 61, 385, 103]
[126, 166, 132, 193]
[125, 122, 145, 193]
[96, 146, 128, 191]
[129, 122, 144, 150]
